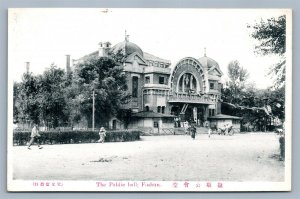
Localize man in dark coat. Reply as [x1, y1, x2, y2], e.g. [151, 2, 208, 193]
[189, 122, 197, 140]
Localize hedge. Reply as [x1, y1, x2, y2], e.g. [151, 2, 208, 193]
[279, 136, 285, 161]
[13, 130, 141, 146]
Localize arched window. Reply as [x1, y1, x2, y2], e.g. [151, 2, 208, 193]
[178, 73, 197, 93]
[157, 106, 161, 113]
[132, 76, 138, 97]
[145, 106, 150, 111]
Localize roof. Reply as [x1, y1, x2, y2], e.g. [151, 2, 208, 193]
[198, 56, 220, 69]
[111, 40, 144, 57]
[208, 114, 242, 120]
[144, 52, 171, 65]
[76, 51, 99, 62]
[132, 111, 175, 118]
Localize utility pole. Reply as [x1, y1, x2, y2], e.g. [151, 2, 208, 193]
[92, 90, 95, 131]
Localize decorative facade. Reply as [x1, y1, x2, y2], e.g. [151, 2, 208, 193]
[73, 35, 233, 133]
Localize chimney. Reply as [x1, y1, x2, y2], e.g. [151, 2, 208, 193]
[98, 42, 111, 57]
[66, 55, 71, 74]
[25, 62, 30, 73]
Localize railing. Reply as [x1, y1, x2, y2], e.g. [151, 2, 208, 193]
[168, 93, 215, 104]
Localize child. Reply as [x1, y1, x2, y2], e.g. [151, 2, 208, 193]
[208, 127, 212, 138]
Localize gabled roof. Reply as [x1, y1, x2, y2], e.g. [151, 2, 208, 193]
[144, 52, 171, 65]
[132, 111, 175, 118]
[77, 51, 99, 62]
[208, 65, 223, 76]
[125, 52, 148, 65]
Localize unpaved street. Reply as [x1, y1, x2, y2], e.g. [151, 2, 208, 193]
[12, 133, 284, 181]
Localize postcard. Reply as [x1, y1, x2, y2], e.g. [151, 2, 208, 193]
[7, 8, 292, 191]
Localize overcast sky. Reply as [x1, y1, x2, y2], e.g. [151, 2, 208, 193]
[8, 8, 288, 88]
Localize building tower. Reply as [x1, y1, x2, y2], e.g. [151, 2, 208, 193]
[98, 42, 111, 57]
[66, 55, 71, 74]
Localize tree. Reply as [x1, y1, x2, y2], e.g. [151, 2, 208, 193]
[223, 60, 249, 104]
[37, 64, 69, 128]
[15, 72, 40, 125]
[72, 56, 130, 127]
[249, 15, 286, 88]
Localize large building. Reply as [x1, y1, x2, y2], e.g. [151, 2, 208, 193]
[71, 35, 238, 133]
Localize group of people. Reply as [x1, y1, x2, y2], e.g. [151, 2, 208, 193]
[183, 120, 212, 140]
[27, 125, 107, 150]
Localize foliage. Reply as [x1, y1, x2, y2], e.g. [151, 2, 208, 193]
[37, 64, 69, 128]
[13, 130, 141, 146]
[222, 85, 285, 131]
[72, 56, 130, 127]
[222, 60, 249, 104]
[14, 73, 40, 125]
[14, 52, 130, 129]
[249, 15, 286, 88]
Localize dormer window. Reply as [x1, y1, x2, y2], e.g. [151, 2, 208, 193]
[145, 76, 150, 84]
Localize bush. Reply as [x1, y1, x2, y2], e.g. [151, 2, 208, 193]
[13, 130, 141, 146]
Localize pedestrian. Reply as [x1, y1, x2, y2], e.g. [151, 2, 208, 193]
[28, 124, 43, 150]
[184, 121, 189, 134]
[190, 122, 197, 140]
[208, 127, 212, 138]
[98, 127, 106, 143]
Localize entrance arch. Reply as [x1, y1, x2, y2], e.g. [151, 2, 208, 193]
[169, 57, 208, 94]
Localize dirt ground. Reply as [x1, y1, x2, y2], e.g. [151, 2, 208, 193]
[12, 133, 284, 181]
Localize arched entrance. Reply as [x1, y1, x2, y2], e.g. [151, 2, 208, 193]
[168, 57, 212, 126]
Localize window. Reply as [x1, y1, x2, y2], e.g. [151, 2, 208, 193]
[178, 73, 197, 93]
[209, 109, 215, 116]
[157, 106, 161, 113]
[145, 76, 150, 84]
[162, 106, 165, 114]
[132, 76, 138, 97]
[159, 76, 165, 84]
[145, 106, 150, 111]
[153, 121, 159, 128]
[210, 82, 215, 90]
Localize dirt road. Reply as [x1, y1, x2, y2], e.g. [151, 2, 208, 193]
[12, 133, 284, 181]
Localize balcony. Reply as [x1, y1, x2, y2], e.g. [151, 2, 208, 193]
[168, 93, 215, 104]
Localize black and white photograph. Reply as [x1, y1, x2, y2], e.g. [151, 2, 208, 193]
[7, 8, 292, 191]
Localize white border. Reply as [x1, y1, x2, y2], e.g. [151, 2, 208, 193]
[7, 8, 292, 192]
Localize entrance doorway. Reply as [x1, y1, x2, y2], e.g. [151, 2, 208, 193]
[112, 119, 117, 130]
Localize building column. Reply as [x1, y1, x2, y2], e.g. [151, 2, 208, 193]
[182, 74, 185, 92]
[204, 106, 209, 121]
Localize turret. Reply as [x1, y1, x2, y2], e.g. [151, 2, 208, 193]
[98, 42, 111, 57]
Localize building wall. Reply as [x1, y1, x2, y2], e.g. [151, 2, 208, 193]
[152, 73, 169, 85]
[125, 72, 144, 112]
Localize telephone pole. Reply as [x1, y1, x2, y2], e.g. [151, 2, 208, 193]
[92, 90, 95, 131]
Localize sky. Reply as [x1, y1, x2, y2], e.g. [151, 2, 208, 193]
[8, 8, 288, 89]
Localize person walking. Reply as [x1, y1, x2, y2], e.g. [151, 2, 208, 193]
[28, 124, 43, 150]
[208, 127, 212, 138]
[98, 127, 107, 143]
[190, 122, 197, 140]
[184, 121, 189, 135]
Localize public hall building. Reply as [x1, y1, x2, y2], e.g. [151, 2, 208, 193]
[72, 35, 239, 134]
